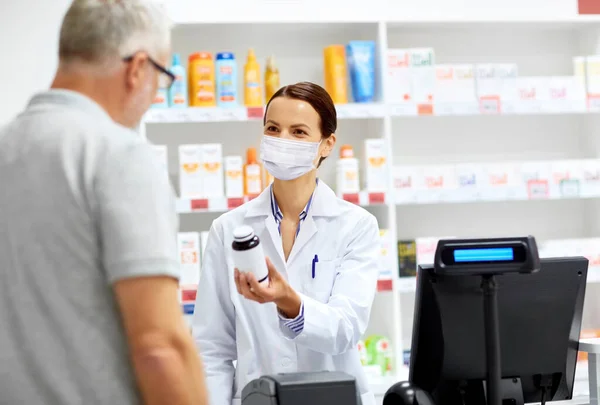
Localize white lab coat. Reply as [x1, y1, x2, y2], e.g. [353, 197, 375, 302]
[192, 180, 380, 405]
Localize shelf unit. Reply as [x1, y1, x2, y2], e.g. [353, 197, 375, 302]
[143, 5, 600, 399]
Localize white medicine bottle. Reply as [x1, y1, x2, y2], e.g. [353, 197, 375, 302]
[232, 225, 269, 284]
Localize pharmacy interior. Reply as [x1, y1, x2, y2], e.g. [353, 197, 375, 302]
[148, 0, 600, 403]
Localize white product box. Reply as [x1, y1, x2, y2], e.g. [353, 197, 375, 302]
[543, 76, 587, 113]
[410, 48, 435, 107]
[224, 156, 244, 198]
[393, 166, 419, 204]
[449, 163, 484, 202]
[549, 160, 583, 199]
[201, 144, 224, 198]
[476, 64, 518, 114]
[364, 139, 388, 193]
[378, 229, 395, 280]
[415, 165, 456, 203]
[574, 56, 587, 93]
[177, 232, 201, 289]
[585, 56, 600, 111]
[434, 64, 478, 115]
[518, 161, 552, 200]
[514, 77, 547, 114]
[387, 49, 412, 105]
[580, 159, 600, 198]
[336, 158, 361, 196]
[480, 163, 520, 201]
[179, 145, 203, 199]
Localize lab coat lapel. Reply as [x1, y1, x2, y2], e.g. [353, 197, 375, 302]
[286, 181, 339, 266]
[286, 215, 317, 266]
[264, 215, 286, 268]
[244, 186, 286, 268]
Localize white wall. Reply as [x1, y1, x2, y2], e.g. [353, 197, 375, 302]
[0, 0, 71, 125]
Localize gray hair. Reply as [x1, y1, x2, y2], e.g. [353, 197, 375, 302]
[59, 0, 172, 64]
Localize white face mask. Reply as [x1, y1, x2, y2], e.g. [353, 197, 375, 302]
[260, 135, 321, 181]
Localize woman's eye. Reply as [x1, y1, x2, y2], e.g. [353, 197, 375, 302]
[266, 126, 278, 132]
[294, 129, 307, 135]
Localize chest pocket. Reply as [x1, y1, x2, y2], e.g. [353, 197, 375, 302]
[301, 257, 341, 303]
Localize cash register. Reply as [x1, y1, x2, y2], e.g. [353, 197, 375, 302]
[241, 236, 588, 405]
[386, 236, 588, 405]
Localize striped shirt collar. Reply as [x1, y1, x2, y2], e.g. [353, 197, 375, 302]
[269, 179, 318, 236]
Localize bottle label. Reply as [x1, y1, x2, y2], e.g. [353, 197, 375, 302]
[246, 165, 262, 194]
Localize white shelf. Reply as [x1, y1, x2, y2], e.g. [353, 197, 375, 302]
[145, 101, 592, 124]
[145, 103, 387, 124]
[176, 191, 388, 214]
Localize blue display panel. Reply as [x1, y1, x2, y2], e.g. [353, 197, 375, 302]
[453, 248, 514, 263]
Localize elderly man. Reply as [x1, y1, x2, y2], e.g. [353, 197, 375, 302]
[0, 1, 208, 404]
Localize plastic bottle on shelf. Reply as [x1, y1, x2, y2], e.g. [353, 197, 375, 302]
[336, 144, 360, 197]
[264, 55, 280, 102]
[244, 49, 263, 107]
[244, 147, 263, 198]
[188, 52, 216, 107]
[168, 53, 188, 108]
[215, 52, 238, 108]
[323, 45, 348, 104]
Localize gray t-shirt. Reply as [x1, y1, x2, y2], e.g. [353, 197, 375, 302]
[0, 90, 180, 404]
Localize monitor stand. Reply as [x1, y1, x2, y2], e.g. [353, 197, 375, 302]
[483, 378, 525, 405]
[482, 275, 502, 405]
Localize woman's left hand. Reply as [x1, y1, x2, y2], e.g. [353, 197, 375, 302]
[234, 257, 302, 318]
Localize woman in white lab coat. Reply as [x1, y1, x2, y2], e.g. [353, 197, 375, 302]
[192, 81, 381, 405]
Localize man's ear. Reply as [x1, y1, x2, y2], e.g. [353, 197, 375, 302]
[124, 53, 149, 91]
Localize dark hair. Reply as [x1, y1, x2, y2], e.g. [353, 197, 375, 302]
[264, 81, 337, 167]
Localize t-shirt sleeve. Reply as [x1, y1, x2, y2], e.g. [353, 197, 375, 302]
[94, 139, 180, 284]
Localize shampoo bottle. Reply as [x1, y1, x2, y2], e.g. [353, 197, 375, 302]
[336, 144, 360, 197]
[244, 147, 263, 198]
[265, 55, 280, 102]
[324, 45, 348, 104]
[244, 49, 263, 107]
[168, 53, 188, 108]
[188, 52, 216, 107]
[346, 41, 376, 103]
[216, 52, 238, 107]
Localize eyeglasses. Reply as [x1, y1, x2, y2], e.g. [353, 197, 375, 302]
[122, 53, 175, 89]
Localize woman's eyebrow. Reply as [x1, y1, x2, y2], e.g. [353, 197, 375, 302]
[290, 123, 311, 130]
[265, 119, 279, 126]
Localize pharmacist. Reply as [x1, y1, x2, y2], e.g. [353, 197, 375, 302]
[192, 82, 381, 405]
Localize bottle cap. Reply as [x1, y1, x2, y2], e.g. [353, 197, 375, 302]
[247, 147, 258, 163]
[172, 54, 181, 66]
[189, 52, 212, 62]
[247, 48, 257, 61]
[233, 225, 255, 242]
[340, 144, 354, 158]
[217, 52, 235, 61]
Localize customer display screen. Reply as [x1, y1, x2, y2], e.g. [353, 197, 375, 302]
[454, 248, 514, 263]
[440, 244, 527, 265]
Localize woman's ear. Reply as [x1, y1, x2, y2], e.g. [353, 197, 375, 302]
[321, 134, 336, 158]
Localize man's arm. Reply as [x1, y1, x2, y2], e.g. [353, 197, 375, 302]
[114, 276, 207, 405]
[96, 138, 208, 405]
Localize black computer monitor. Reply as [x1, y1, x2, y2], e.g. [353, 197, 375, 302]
[409, 257, 588, 405]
